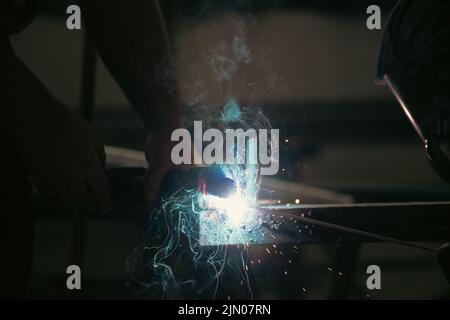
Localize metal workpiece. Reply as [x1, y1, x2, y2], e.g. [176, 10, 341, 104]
[104, 167, 450, 248]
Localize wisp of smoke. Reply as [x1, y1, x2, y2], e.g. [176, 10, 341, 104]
[127, 0, 284, 299]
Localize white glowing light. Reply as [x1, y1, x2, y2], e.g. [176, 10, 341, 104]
[202, 192, 250, 226]
[224, 193, 249, 225]
[198, 166, 263, 245]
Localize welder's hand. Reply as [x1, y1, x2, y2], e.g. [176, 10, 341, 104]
[14, 105, 112, 212]
[144, 126, 198, 207]
[144, 131, 177, 205]
[1, 42, 111, 212]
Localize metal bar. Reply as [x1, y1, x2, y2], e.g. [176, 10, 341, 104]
[273, 212, 437, 252]
[79, 33, 97, 122]
[70, 32, 97, 272]
[259, 202, 450, 245]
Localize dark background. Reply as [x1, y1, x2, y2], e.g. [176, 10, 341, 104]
[8, 0, 450, 298]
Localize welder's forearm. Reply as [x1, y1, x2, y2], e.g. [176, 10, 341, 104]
[81, 0, 182, 132]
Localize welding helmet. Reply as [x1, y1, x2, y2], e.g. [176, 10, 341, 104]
[0, 0, 35, 36]
[376, 0, 450, 181]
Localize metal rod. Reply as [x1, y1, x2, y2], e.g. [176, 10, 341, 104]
[80, 34, 97, 122]
[261, 201, 450, 209]
[265, 210, 438, 252]
[70, 32, 97, 270]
